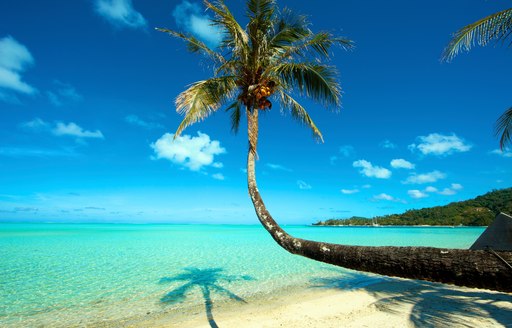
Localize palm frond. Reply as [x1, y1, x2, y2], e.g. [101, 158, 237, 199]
[156, 28, 225, 64]
[271, 62, 341, 108]
[308, 33, 354, 57]
[175, 76, 237, 137]
[247, 0, 276, 20]
[204, 0, 249, 57]
[495, 106, 512, 150]
[278, 91, 324, 142]
[269, 8, 310, 48]
[442, 8, 512, 62]
[268, 31, 353, 72]
[215, 59, 240, 76]
[247, 0, 276, 64]
[225, 100, 243, 134]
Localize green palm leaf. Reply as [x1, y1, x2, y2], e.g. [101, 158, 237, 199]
[225, 100, 243, 134]
[175, 76, 237, 137]
[269, 8, 310, 49]
[205, 0, 249, 57]
[278, 91, 324, 142]
[271, 62, 341, 108]
[442, 8, 512, 62]
[495, 106, 512, 150]
[155, 28, 225, 64]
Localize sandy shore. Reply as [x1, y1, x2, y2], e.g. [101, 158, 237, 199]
[127, 273, 512, 328]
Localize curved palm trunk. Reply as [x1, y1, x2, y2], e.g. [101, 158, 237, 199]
[246, 109, 512, 293]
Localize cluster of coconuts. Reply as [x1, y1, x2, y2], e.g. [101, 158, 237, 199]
[255, 84, 273, 110]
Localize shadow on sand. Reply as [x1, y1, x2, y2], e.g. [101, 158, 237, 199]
[159, 267, 254, 328]
[311, 269, 512, 327]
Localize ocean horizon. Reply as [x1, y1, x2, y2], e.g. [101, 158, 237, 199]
[0, 223, 485, 327]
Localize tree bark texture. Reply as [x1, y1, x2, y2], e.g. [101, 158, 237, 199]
[246, 108, 512, 293]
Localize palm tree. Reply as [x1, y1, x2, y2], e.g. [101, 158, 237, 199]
[158, 0, 511, 292]
[442, 7, 512, 150]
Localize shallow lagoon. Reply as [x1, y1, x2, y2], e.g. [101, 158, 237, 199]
[0, 223, 484, 327]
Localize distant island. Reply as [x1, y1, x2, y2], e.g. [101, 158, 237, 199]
[313, 188, 512, 226]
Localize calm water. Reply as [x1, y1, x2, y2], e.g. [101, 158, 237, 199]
[0, 223, 484, 327]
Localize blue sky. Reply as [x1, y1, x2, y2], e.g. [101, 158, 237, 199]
[0, 0, 511, 224]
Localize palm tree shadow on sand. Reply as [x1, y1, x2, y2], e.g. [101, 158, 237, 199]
[311, 269, 512, 327]
[159, 267, 254, 328]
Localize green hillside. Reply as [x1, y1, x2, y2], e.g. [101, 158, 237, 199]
[314, 188, 512, 226]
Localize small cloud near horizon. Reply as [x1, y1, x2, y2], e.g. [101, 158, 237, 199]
[53, 122, 104, 139]
[212, 173, 225, 180]
[372, 193, 405, 203]
[403, 170, 446, 184]
[408, 189, 428, 199]
[390, 158, 415, 170]
[297, 180, 312, 190]
[20, 118, 104, 140]
[409, 133, 471, 156]
[353, 160, 392, 179]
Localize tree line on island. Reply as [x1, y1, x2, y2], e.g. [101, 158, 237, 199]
[314, 188, 512, 227]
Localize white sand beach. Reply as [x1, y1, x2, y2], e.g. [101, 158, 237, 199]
[131, 275, 512, 328]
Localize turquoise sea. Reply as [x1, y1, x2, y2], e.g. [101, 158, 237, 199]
[0, 223, 484, 327]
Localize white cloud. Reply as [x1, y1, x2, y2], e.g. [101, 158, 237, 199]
[409, 133, 471, 156]
[53, 122, 104, 139]
[95, 0, 147, 29]
[0, 36, 33, 71]
[422, 183, 462, 196]
[425, 186, 438, 193]
[451, 183, 463, 190]
[266, 163, 292, 172]
[20, 118, 49, 130]
[297, 180, 312, 190]
[403, 171, 446, 184]
[373, 193, 395, 201]
[380, 139, 397, 149]
[490, 149, 512, 158]
[390, 158, 415, 170]
[212, 173, 225, 180]
[173, 0, 222, 47]
[339, 145, 355, 157]
[408, 189, 428, 199]
[151, 132, 226, 171]
[438, 183, 463, 196]
[353, 160, 392, 179]
[0, 36, 36, 97]
[125, 114, 163, 129]
[341, 189, 359, 194]
[438, 188, 456, 196]
[362, 184, 372, 189]
[212, 162, 223, 168]
[0, 67, 35, 94]
[47, 81, 82, 107]
[21, 118, 104, 140]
